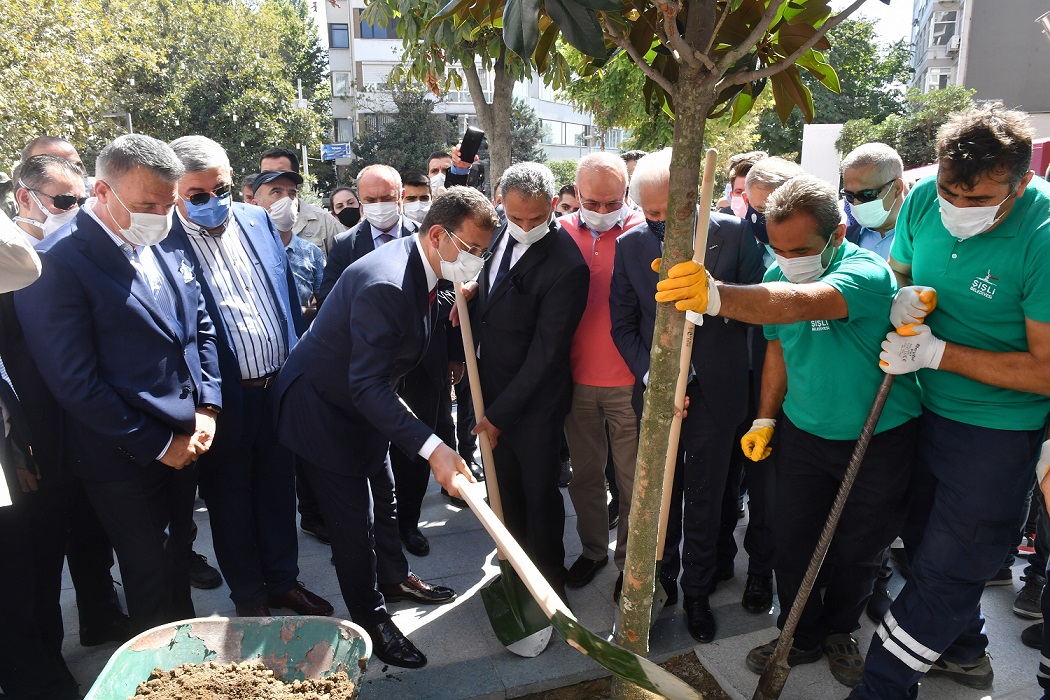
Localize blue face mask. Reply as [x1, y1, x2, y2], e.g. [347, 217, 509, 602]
[647, 218, 666, 241]
[746, 204, 768, 244]
[185, 193, 232, 229]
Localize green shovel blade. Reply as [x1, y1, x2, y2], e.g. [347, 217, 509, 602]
[480, 560, 553, 657]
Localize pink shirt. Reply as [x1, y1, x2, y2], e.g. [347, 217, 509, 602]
[561, 208, 645, 387]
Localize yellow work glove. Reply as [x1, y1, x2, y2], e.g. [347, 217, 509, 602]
[741, 418, 776, 462]
[653, 259, 719, 315]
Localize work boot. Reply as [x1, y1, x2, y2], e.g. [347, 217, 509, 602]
[926, 653, 994, 690]
[1013, 573, 1045, 619]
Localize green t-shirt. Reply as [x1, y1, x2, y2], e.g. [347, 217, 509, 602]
[891, 176, 1050, 430]
[764, 242, 922, 440]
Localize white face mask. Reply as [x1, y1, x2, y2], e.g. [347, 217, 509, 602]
[108, 188, 172, 246]
[938, 193, 1011, 240]
[851, 186, 895, 230]
[437, 232, 485, 283]
[22, 190, 79, 237]
[363, 201, 400, 231]
[429, 172, 445, 196]
[403, 200, 431, 224]
[507, 215, 551, 246]
[268, 195, 299, 232]
[730, 195, 748, 218]
[580, 206, 621, 233]
[775, 235, 836, 284]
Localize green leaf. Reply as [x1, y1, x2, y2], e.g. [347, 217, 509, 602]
[433, 0, 474, 23]
[568, 0, 625, 10]
[544, 0, 607, 59]
[535, 22, 560, 72]
[795, 48, 840, 93]
[503, 0, 542, 59]
[782, 0, 832, 28]
[773, 64, 814, 122]
[775, 21, 830, 56]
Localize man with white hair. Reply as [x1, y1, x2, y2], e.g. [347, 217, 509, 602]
[559, 152, 644, 593]
[841, 143, 905, 260]
[470, 161, 589, 601]
[610, 147, 764, 643]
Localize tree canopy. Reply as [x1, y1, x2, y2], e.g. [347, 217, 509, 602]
[510, 98, 547, 163]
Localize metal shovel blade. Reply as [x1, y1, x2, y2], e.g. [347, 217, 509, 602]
[480, 560, 553, 657]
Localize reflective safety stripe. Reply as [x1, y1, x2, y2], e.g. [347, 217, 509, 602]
[878, 610, 938, 672]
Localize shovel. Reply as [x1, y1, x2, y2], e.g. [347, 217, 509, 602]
[649, 148, 720, 624]
[453, 470, 701, 700]
[453, 282, 553, 657]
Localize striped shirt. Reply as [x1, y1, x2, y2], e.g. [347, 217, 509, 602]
[179, 210, 288, 380]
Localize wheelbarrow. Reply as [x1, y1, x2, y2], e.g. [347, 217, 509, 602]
[84, 615, 371, 700]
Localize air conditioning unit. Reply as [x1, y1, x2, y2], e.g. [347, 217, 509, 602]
[947, 35, 961, 53]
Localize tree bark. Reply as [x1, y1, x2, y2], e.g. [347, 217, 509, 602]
[461, 46, 513, 188]
[611, 59, 716, 700]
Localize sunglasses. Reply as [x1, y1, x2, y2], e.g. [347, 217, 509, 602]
[840, 179, 895, 205]
[185, 184, 232, 206]
[29, 188, 87, 211]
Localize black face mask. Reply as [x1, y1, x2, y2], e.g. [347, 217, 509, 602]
[646, 218, 666, 241]
[746, 204, 768, 244]
[337, 206, 361, 228]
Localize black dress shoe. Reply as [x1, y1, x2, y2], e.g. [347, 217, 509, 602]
[441, 487, 466, 508]
[684, 595, 716, 643]
[659, 576, 678, 607]
[368, 620, 427, 669]
[558, 459, 573, 487]
[269, 583, 334, 616]
[608, 499, 620, 530]
[467, 460, 485, 482]
[865, 578, 892, 623]
[380, 573, 457, 605]
[236, 603, 272, 616]
[80, 612, 132, 647]
[301, 519, 331, 545]
[401, 528, 430, 557]
[742, 574, 773, 614]
[188, 550, 223, 589]
[566, 554, 609, 588]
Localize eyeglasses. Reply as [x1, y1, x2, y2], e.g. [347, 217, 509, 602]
[445, 228, 492, 260]
[840, 179, 894, 205]
[581, 199, 625, 213]
[185, 184, 232, 206]
[20, 182, 86, 211]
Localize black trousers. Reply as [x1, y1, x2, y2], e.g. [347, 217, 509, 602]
[775, 415, 917, 650]
[198, 386, 299, 607]
[661, 386, 737, 598]
[390, 364, 442, 533]
[295, 458, 324, 524]
[304, 457, 407, 627]
[456, 372, 477, 462]
[492, 418, 567, 587]
[84, 461, 197, 634]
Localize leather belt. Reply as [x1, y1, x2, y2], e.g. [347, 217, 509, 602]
[242, 372, 278, 389]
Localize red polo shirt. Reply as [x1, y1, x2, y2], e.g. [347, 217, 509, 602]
[560, 208, 645, 387]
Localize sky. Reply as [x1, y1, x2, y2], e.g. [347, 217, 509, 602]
[833, 0, 916, 45]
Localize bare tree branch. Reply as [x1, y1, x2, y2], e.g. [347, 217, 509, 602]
[703, 0, 733, 56]
[716, 0, 868, 88]
[713, 0, 788, 77]
[652, 0, 697, 68]
[600, 16, 676, 96]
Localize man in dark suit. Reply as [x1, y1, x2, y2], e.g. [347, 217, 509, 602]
[274, 186, 496, 669]
[469, 162, 590, 599]
[610, 148, 765, 643]
[15, 134, 223, 634]
[166, 136, 331, 618]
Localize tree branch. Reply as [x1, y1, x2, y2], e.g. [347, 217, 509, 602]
[716, 0, 867, 88]
[461, 58, 494, 130]
[600, 16, 675, 96]
[652, 0, 697, 68]
[703, 0, 733, 56]
[713, 0, 787, 77]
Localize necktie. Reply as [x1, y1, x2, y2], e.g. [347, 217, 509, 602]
[491, 235, 517, 292]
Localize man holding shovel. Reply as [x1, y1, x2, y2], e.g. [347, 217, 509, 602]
[657, 174, 922, 687]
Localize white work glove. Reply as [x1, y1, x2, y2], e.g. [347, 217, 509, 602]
[1036, 440, 1050, 483]
[684, 274, 720, 326]
[879, 324, 946, 374]
[890, 286, 937, 329]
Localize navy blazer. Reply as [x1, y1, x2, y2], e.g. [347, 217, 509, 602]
[274, 236, 437, 474]
[472, 221, 589, 430]
[610, 212, 766, 429]
[317, 217, 419, 305]
[166, 203, 305, 457]
[14, 208, 222, 480]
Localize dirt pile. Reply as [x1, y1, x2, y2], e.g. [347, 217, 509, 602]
[131, 661, 357, 700]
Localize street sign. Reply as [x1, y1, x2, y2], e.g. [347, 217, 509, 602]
[322, 143, 353, 161]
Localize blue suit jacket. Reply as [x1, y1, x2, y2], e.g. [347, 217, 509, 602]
[14, 208, 222, 480]
[166, 203, 304, 458]
[274, 236, 436, 474]
[610, 212, 766, 429]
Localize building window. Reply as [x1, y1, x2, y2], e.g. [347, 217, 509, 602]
[329, 23, 350, 49]
[565, 123, 587, 147]
[334, 118, 354, 143]
[930, 11, 957, 46]
[925, 67, 952, 92]
[542, 119, 564, 145]
[332, 72, 353, 98]
[359, 16, 400, 39]
[538, 80, 556, 102]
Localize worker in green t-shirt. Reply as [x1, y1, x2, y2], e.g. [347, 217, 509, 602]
[858, 106, 1050, 698]
[655, 174, 921, 689]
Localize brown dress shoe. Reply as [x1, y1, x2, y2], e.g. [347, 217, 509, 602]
[379, 573, 456, 605]
[268, 583, 334, 616]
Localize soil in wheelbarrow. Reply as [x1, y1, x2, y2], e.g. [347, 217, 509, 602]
[131, 661, 357, 699]
[518, 652, 730, 700]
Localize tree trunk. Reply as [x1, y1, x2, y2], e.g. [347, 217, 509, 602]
[611, 62, 716, 700]
[461, 47, 513, 189]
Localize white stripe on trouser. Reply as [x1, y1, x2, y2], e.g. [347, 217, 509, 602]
[878, 610, 938, 672]
[1039, 654, 1050, 679]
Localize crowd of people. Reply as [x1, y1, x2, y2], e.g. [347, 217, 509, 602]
[1, 102, 1049, 700]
